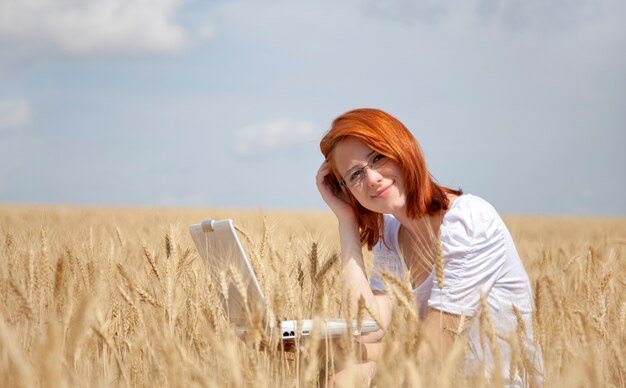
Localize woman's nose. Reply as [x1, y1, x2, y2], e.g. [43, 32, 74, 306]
[365, 166, 383, 186]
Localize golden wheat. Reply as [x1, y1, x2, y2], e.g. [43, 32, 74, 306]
[0, 205, 623, 387]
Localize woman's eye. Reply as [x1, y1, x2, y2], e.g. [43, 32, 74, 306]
[372, 154, 387, 165]
[349, 169, 363, 182]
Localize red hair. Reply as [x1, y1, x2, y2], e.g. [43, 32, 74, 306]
[320, 108, 462, 249]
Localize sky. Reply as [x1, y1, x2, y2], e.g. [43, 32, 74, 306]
[0, 0, 624, 215]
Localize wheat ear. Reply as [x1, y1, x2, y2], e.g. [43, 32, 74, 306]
[357, 295, 386, 335]
[228, 264, 250, 318]
[435, 240, 444, 289]
[10, 280, 34, 321]
[143, 247, 161, 283]
[380, 271, 418, 321]
[314, 252, 339, 284]
[309, 242, 318, 283]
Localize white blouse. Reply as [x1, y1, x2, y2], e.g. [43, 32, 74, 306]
[369, 194, 543, 386]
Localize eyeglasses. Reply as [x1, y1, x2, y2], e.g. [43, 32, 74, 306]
[340, 153, 390, 188]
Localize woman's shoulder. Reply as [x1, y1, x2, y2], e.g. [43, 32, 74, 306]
[447, 194, 500, 220]
[450, 193, 497, 212]
[442, 194, 503, 240]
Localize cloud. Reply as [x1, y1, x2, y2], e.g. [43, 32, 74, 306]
[0, 98, 31, 130]
[0, 0, 188, 56]
[234, 118, 318, 157]
[196, 22, 216, 42]
[361, 0, 448, 25]
[360, 0, 621, 33]
[474, 0, 612, 33]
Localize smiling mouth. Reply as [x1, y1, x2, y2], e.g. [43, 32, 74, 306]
[372, 184, 392, 198]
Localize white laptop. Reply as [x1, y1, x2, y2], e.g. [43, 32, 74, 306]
[189, 219, 379, 341]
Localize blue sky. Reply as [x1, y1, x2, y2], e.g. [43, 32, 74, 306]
[0, 0, 624, 215]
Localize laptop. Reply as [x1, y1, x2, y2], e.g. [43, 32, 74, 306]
[188, 219, 379, 341]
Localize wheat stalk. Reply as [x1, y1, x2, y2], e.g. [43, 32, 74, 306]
[114, 226, 125, 249]
[479, 293, 503, 386]
[91, 325, 130, 386]
[65, 294, 95, 364]
[164, 233, 174, 333]
[27, 248, 36, 308]
[0, 315, 35, 387]
[512, 304, 533, 381]
[116, 263, 135, 289]
[380, 271, 418, 321]
[234, 224, 262, 268]
[39, 227, 50, 296]
[618, 301, 626, 340]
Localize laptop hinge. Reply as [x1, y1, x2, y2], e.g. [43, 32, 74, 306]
[201, 220, 214, 232]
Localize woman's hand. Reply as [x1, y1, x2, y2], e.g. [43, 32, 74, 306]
[316, 161, 356, 222]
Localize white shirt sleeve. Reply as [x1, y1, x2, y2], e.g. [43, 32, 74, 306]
[428, 196, 507, 316]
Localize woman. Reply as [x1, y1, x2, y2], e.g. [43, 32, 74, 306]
[316, 108, 542, 386]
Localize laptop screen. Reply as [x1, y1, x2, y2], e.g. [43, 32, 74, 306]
[189, 219, 266, 325]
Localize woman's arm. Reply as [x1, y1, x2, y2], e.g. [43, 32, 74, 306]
[316, 162, 392, 340]
[357, 308, 461, 365]
[337, 220, 392, 342]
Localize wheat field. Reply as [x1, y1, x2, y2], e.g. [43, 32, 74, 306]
[0, 205, 624, 387]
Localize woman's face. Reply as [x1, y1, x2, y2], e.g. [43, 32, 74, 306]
[333, 137, 406, 215]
